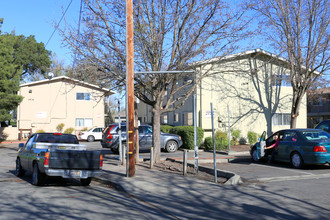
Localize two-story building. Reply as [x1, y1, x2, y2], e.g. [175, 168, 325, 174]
[307, 87, 330, 128]
[137, 49, 307, 139]
[16, 76, 114, 138]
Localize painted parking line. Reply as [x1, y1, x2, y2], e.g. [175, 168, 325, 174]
[251, 163, 314, 175]
[256, 173, 330, 183]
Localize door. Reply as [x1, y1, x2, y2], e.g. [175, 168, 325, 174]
[20, 135, 35, 171]
[93, 127, 103, 140]
[139, 126, 152, 149]
[277, 131, 297, 162]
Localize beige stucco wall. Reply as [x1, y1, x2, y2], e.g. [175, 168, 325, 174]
[18, 79, 106, 133]
[137, 53, 308, 142]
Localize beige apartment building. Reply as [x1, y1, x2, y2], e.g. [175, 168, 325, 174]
[16, 76, 114, 138]
[138, 49, 307, 140]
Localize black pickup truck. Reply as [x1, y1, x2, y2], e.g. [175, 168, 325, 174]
[15, 133, 103, 186]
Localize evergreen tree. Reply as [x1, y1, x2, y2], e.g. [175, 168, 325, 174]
[0, 21, 51, 124]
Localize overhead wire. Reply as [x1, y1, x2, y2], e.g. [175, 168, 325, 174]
[45, 0, 73, 47]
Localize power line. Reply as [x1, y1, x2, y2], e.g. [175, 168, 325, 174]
[46, 0, 73, 47]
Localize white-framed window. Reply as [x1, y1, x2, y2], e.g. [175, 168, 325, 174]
[174, 113, 179, 123]
[161, 115, 168, 124]
[271, 74, 291, 87]
[75, 118, 93, 127]
[272, 113, 291, 126]
[76, 92, 91, 100]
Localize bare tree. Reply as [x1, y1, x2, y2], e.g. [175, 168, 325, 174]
[59, 0, 250, 163]
[253, 0, 330, 128]
[199, 50, 291, 136]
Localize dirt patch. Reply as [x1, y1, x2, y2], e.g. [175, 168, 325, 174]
[139, 160, 227, 184]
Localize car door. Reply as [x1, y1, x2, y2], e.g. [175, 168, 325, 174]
[277, 131, 297, 162]
[139, 126, 153, 149]
[93, 127, 103, 140]
[20, 135, 35, 171]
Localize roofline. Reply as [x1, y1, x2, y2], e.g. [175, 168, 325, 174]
[20, 76, 116, 95]
[192, 48, 320, 74]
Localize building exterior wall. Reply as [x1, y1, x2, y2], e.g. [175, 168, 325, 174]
[18, 78, 108, 134]
[137, 50, 308, 141]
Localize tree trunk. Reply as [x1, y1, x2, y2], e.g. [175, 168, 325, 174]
[290, 93, 303, 129]
[152, 105, 161, 163]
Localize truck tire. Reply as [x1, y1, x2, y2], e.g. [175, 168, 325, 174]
[15, 158, 25, 177]
[80, 177, 92, 186]
[32, 163, 45, 186]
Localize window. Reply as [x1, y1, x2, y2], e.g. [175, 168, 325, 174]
[162, 115, 168, 124]
[272, 113, 291, 126]
[183, 112, 193, 126]
[75, 118, 93, 127]
[174, 113, 179, 123]
[76, 92, 91, 100]
[271, 74, 291, 87]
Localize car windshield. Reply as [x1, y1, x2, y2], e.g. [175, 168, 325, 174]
[302, 130, 330, 141]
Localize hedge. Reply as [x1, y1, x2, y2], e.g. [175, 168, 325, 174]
[169, 126, 204, 150]
[160, 125, 174, 133]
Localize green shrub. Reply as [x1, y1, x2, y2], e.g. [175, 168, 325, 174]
[231, 129, 241, 145]
[247, 131, 258, 144]
[56, 123, 65, 132]
[215, 131, 229, 148]
[64, 127, 75, 134]
[204, 136, 228, 151]
[36, 129, 45, 133]
[239, 137, 247, 145]
[170, 126, 204, 150]
[160, 125, 173, 133]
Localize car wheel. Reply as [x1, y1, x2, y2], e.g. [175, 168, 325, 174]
[166, 140, 178, 153]
[87, 135, 95, 142]
[15, 158, 25, 177]
[80, 177, 92, 186]
[291, 152, 304, 169]
[251, 147, 260, 162]
[32, 163, 44, 186]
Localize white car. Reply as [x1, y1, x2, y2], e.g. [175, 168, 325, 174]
[79, 127, 104, 142]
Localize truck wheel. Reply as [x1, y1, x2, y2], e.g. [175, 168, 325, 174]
[32, 163, 44, 186]
[87, 135, 95, 142]
[15, 158, 25, 177]
[166, 140, 178, 153]
[80, 177, 92, 186]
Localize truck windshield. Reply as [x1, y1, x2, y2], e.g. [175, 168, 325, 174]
[36, 134, 79, 144]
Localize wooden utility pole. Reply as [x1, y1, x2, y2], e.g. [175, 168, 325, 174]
[126, 0, 135, 177]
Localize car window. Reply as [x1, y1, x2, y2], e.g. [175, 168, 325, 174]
[316, 121, 330, 132]
[302, 130, 330, 141]
[282, 131, 298, 142]
[26, 135, 35, 150]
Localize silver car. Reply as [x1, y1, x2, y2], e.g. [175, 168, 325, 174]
[101, 124, 183, 153]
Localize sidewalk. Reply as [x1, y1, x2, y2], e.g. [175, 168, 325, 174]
[93, 151, 248, 194]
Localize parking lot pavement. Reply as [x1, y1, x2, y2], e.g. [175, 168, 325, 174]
[211, 156, 330, 183]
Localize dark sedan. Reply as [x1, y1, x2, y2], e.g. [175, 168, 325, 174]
[101, 124, 183, 153]
[250, 129, 330, 168]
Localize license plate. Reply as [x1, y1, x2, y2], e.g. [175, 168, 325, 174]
[65, 170, 81, 177]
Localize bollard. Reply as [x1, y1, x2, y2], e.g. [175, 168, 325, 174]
[183, 149, 188, 176]
[150, 146, 154, 169]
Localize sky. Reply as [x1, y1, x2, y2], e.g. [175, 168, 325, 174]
[0, 0, 82, 66]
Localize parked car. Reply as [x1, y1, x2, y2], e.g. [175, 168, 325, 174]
[79, 127, 104, 142]
[315, 120, 330, 133]
[16, 133, 103, 186]
[250, 129, 330, 168]
[101, 124, 183, 153]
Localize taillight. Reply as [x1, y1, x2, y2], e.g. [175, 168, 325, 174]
[313, 146, 327, 152]
[100, 154, 103, 168]
[107, 125, 115, 140]
[44, 152, 50, 167]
